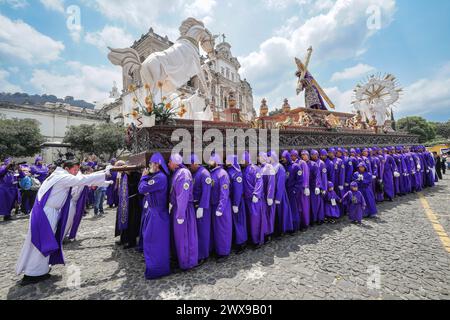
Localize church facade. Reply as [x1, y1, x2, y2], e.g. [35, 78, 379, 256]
[112, 27, 256, 123]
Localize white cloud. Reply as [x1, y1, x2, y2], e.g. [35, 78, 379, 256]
[85, 25, 134, 52]
[240, 0, 396, 112]
[0, 69, 23, 93]
[183, 0, 217, 24]
[30, 62, 122, 102]
[0, 0, 28, 9]
[397, 65, 450, 119]
[331, 63, 375, 81]
[40, 0, 64, 13]
[323, 86, 354, 113]
[0, 14, 65, 64]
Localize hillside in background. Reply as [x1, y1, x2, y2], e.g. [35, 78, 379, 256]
[0, 92, 95, 109]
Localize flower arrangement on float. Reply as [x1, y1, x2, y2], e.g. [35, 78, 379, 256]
[125, 80, 188, 127]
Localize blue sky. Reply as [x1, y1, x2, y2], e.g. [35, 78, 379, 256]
[0, 0, 449, 121]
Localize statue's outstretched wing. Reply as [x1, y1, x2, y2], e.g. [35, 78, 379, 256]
[107, 47, 142, 78]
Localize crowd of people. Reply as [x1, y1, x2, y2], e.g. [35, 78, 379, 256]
[0, 145, 445, 285]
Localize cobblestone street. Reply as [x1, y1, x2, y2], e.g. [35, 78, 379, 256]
[1, 178, 449, 300]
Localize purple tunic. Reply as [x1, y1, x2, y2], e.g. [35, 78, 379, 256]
[138, 172, 171, 279]
[242, 164, 265, 245]
[309, 160, 326, 223]
[31, 187, 72, 266]
[370, 156, 384, 202]
[285, 158, 301, 231]
[325, 190, 341, 218]
[170, 167, 198, 270]
[353, 171, 377, 217]
[424, 152, 436, 187]
[192, 166, 212, 260]
[296, 159, 310, 228]
[30, 165, 49, 184]
[68, 187, 89, 240]
[260, 163, 276, 236]
[106, 171, 119, 207]
[227, 166, 248, 245]
[273, 164, 293, 233]
[342, 190, 366, 223]
[0, 166, 18, 216]
[382, 154, 397, 200]
[210, 167, 233, 256]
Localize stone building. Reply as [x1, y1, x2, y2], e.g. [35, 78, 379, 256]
[107, 28, 255, 123]
[0, 101, 109, 163]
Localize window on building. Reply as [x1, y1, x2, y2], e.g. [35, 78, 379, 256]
[221, 67, 225, 76]
[226, 68, 230, 79]
[231, 73, 234, 82]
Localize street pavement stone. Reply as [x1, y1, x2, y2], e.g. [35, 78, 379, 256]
[1, 178, 449, 300]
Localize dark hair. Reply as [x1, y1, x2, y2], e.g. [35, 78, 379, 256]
[63, 160, 81, 169]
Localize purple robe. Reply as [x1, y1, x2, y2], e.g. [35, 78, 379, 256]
[424, 152, 436, 187]
[273, 164, 293, 233]
[0, 166, 18, 216]
[296, 160, 310, 228]
[353, 171, 377, 217]
[285, 158, 301, 231]
[371, 156, 384, 202]
[138, 172, 171, 279]
[325, 189, 341, 218]
[106, 171, 119, 207]
[309, 160, 325, 223]
[227, 166, 247, 245]
[30, 165, 49, 184]
[242, 164, 265, 245]
[192, 166, 212, 260]
[342, 190, 366, 223]
[210, 167, 232, 256]
[412, 153, 423, 192]
[261, 163, 276, 236]
[170, 167, 198, 270]
[382, 154, 397, 200]
[68, 187, 88, 240]
[31, 187, 72, 266]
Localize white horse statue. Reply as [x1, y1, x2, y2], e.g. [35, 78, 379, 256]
[108, 18, 216, 102]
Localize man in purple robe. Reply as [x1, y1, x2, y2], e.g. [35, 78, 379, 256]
[259, 152, 276, 241]
[297, 70, 328, 110]
[370, 148, 384, 202]
[308, 150, 325, 225]
[30, 156, 49, 184]
[188, 154, 212, 264]
[411, 147, 423, 192]
[282, 150, 301, 232]
[209, 154, 233, 260]
[106, 158, 119, 208]
[381, 148, 398, 201]
[325, 149, 344, 217]
[423, 149, 436, 187]
[225, 155, 247, 253]
[138, 153, 171, 279]
[353, 162, 377, 218]
[297, 151, 311, 230]
[0, 158, 18, 221]
[241, 151, 265, 247]
[268, 151, 293, 235]
[168, 154, 198, 270]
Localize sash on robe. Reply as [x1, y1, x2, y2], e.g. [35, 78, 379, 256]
[118, 174, 129, 231]
[30, 187, 72, 266]
[69, 186, 89, 240]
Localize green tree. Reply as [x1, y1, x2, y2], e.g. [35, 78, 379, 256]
[434, 120, 450, 139]
[0, 118, 46, 158]
[397, 116, 436, 143]
[63, 124, 95, 158]
[92, 123, 126, 160]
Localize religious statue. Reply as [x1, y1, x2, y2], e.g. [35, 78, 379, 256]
[107, 18, 217, 115]
[275, 116, 293, 130]
[296, 111, 314, 127]
[259, 98, 269, 117]
[295, 47, 335, 110]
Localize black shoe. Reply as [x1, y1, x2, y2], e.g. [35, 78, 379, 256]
[124, 243, 136, 249]
[198, 259, 207, 266]
[20, 274, 51, 286]
[3, 215, 12, 221]
[235, 244, 246, 255]
[216, 255, 228, 263]
[115, 240, 124, 246]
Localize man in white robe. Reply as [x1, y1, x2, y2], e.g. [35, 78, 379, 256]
[16, 160, 111, 285]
